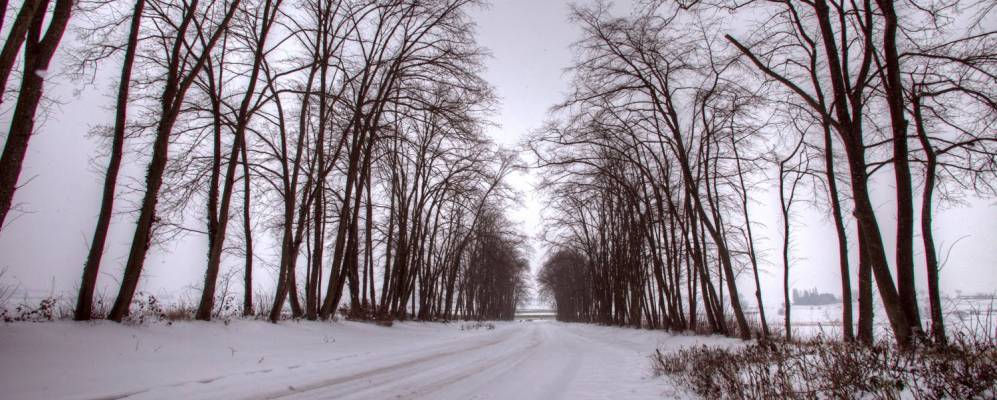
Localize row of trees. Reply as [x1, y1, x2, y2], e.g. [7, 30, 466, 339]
[534, 0, 994, 349]
[0, 0, 529, 323]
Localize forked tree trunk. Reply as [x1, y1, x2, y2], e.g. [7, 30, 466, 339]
[108, 0, 241, 322]
[875, 0, 922, 339]
[0, 0, 72, 231]
[913, 95, 945, 345]
[0, 0, 44, 105]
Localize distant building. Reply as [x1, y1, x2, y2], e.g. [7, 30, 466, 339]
[792, 288, 839, 306]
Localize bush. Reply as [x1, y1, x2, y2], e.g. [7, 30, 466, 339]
[252, 288, 273, 320]
[120, 292, 167, 324]
[2, 297, 59, 322]
[652, 335, 997, 399]
[341, 302, 393, 325]
[688, 311, 775, 340]
[85, 289, 112, 320]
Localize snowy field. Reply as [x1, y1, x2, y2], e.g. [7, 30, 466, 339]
[747, 296, 997, 338]
[0, 320, 739, 400]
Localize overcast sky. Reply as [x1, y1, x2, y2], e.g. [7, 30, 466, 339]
[470, 0, 583, 282]
[0, 0, 994, 307]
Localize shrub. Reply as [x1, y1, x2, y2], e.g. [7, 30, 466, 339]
[652, 335, 997, 400]
[2, 297, 59, 322]
[86, 289, 112, 320]
[120, 292, 167, 324]
[252, 288, 273, 320]
[341, 302, 393, 324]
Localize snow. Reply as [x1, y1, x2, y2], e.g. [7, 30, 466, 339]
[0, 319, 739, 399]
[753, 296, 997, 339]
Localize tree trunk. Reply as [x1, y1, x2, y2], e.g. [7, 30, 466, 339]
[780, 164, 792, 341]
[731, 134, 769, 337]
[0, 0, 43, 105]
[197, 0, 279, 321]
[0, 0, 72, 231]
[875, 0, 922, 339]
[913, 95, 945, 345]
[241, 137, 254, 317]
[75, 0, 146, 321]
[857, 224, 875, 344]
[822, 123, 854, 341]
[844, 140, 912, 348]
[108, 0, 240, 321]
[196, 136, 243, 320]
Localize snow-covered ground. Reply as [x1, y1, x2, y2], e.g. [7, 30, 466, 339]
[0, 319, 739, 400]
[746, 296, 997, 338]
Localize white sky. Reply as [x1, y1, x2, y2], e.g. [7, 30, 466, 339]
[0, 0, 994, 307]
[470, 0, 997, 307]
[470, 0, 585, 291]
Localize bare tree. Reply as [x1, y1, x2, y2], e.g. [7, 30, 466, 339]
[108, 0, 242, 321]
[0, 0, 74, 231]
[75, 0, 148, 321]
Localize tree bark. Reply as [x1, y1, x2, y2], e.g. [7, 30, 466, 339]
[241, 136, 254, 317]
[874, 0, 922, 339]
[76, 0, 146, 321]
[913, 95, 945, 344]
[196, 0, 280, 320]
[822, 123, 854, 341]
[0, 0, 43, 105]
[857, 222, 875, 344]
[0, 0, 72, 231]
[108, 0, 241, 321]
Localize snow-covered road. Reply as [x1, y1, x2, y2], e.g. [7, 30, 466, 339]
[0, 320, 738, 399]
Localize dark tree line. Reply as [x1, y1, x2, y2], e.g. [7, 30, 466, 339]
[532, 1, 995, 348]
[1, 0, 528, 323]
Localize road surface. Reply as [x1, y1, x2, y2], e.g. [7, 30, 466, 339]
[110, 322, 690, 400]
[2, 320, 737, 399]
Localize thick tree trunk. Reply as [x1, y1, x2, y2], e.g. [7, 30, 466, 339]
[76, 0, 146, 321]
[0, 0, 43, 104]
[844, 140, 912, 348]
[0, 0, 9, 33]
[857, 226, 874, 344]
[108, 121, 176, 321]
[108, 0, 240, 321]
[0, 0, 72, 231]
[875, 0, 922, 340]
[197, 0, 279, 321]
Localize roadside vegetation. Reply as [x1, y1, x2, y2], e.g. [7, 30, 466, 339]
[0, 0, 529, 326]
[533, 0, 996, 397]
[653, 333, 997, 399]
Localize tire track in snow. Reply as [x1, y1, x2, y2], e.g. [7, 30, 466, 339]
[81, 322, 684, 400]
[261, 324, 543, 400]
[80, 325, 519, 400]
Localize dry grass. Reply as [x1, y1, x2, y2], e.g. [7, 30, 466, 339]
[652, 334, 997, 400]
